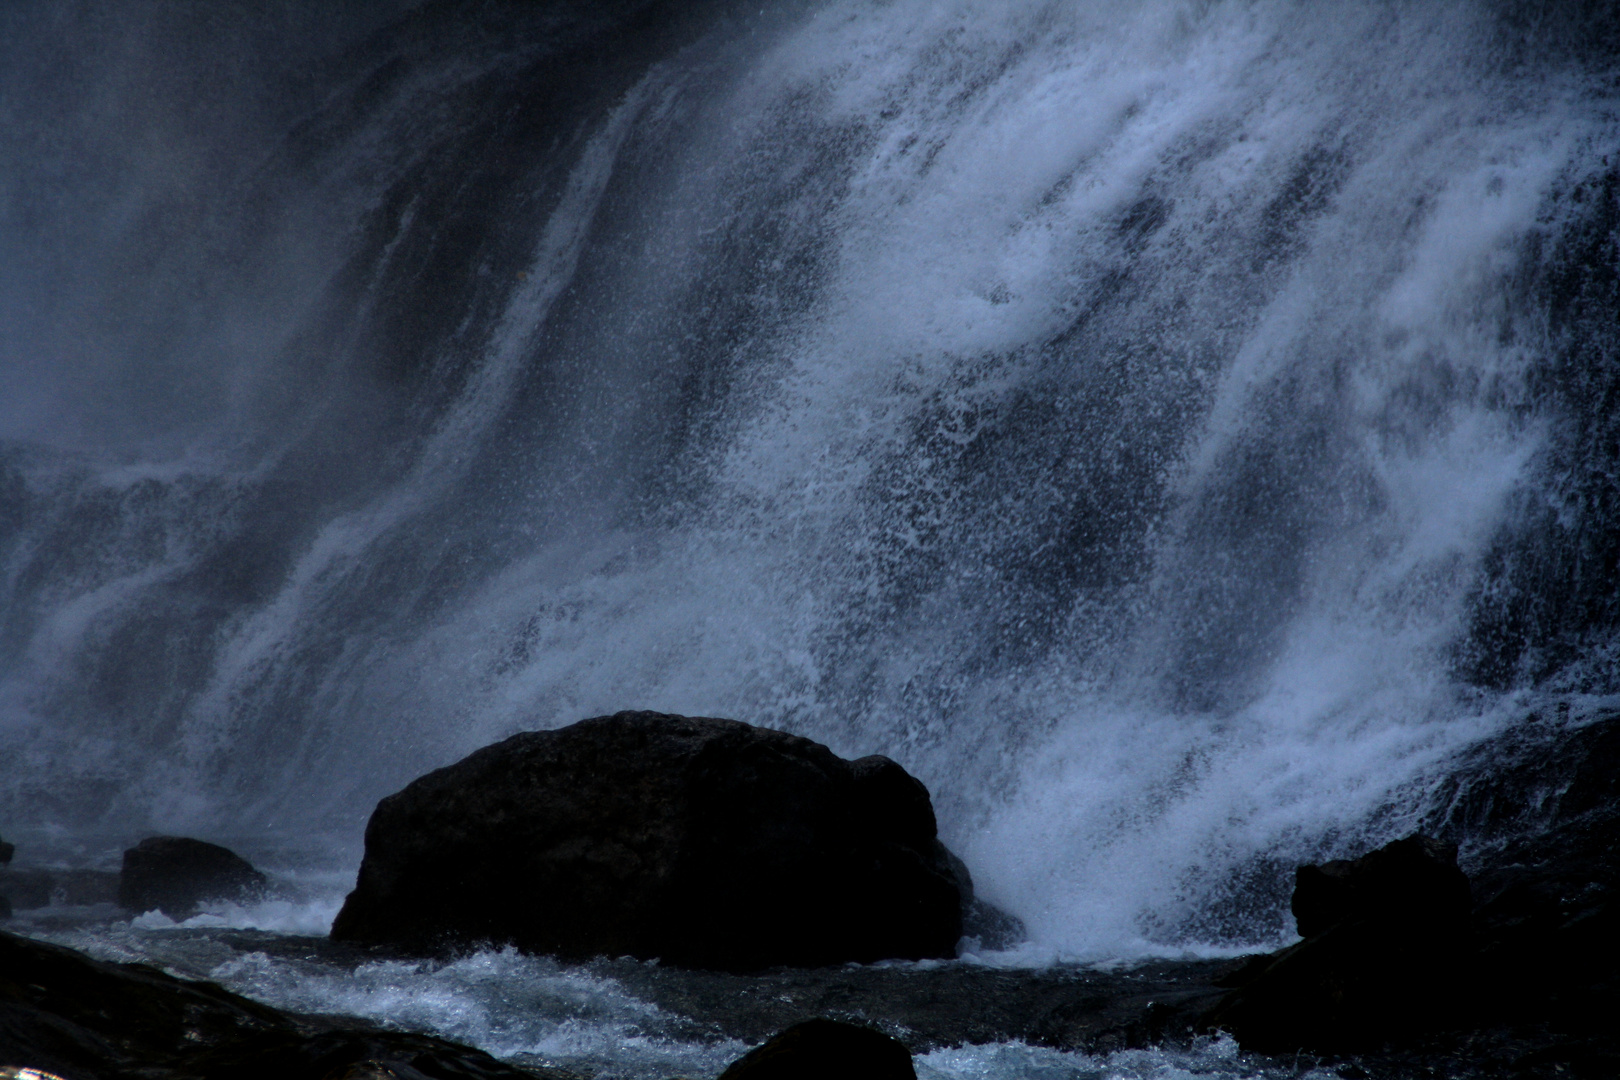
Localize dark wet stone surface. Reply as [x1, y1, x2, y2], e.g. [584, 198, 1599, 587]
[1199, 707, 1620, 1076]
[0, 929, 562, 1080]
[593, 954, 1235, 1053]
[119, 837, 268, 919]
[1204, 834, 1475, 1053]
[332, 712, 975, 971]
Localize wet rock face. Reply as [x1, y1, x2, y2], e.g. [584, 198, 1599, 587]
[0, 930, 544, 1080]
[718, 1018, 916, 1080]
[1291, 834, 1471, 938]
[1434, 711, 1620, 1044]
[1205, 714, 1620, 1068]
[331, 711, 971, 971]
[119, 837, 267, 918]
[1204, 833, 1473, 1053]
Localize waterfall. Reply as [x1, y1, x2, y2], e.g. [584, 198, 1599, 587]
[2, 0, 1616, 956]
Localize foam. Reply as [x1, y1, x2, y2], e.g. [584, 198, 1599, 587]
[208, 947, 747, 1080]
[126, 896, 343, 936]
[916, 1035, 1339, 1080]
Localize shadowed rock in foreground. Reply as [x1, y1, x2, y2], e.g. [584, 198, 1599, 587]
[332, 711, 984, 971]
[0, 930, 553, 1080]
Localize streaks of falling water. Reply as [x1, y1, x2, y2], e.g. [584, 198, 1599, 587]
[0, 0, 1616, 956]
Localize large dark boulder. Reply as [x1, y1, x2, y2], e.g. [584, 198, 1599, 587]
[331, 711, 971, 971]
[119, 837, 268, 918]
[718, 1019, 915, 1080]
[1203, 834, 1473, 1053]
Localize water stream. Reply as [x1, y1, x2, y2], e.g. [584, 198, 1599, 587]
[3, 1, 1617, 1075]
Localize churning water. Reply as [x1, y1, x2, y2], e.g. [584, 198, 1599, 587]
[2, 0, 1618, 1073]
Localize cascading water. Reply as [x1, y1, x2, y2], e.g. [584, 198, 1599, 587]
[2, 0, 1618, 1060]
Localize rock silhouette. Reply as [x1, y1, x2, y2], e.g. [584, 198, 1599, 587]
[332, 711, 972, 970]
[119, 837, 268, 919]
[1203, 834, 1472, 1052]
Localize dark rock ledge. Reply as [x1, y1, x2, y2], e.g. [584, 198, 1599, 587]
[0, 928, 556, 1080]
[1201, 705, 1620, 1077]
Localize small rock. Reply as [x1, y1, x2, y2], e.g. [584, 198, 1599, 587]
[118, 837, 267, 918]
[718, 1018, 916, 1080]
[0, 832, 13, 864]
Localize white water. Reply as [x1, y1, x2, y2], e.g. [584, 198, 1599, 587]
[2, 5, 1618, 1060]
[297, 0, 1607, 954]
[28, 905, 1333, 1080]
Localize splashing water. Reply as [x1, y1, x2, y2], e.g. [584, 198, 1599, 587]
[2, 0, 1617, 970]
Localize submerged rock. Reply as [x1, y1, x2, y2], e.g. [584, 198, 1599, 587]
[0, 929, 546, 1079]
[332, 711, 974, 970]
[718, 1018, 915, 1080]
[119, 836, 268, 918]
